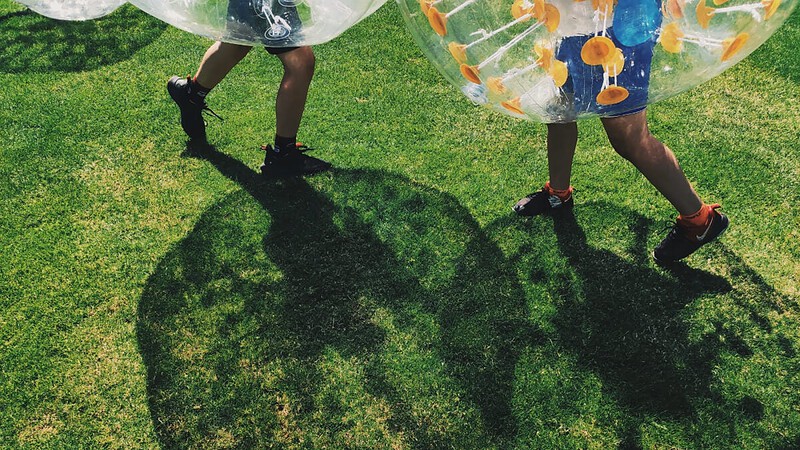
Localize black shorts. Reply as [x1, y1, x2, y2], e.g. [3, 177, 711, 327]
[265, 46, 299, 55]
[227, 0, 303, 51]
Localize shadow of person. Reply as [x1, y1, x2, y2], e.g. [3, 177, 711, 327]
[138, 142, 540, 448]
[547, 207, 729, 436]
[485, 202, 800, 449]
[429, 217, 545, 438]
[139, 142, 797, 448]
[0, 6, 166, 74]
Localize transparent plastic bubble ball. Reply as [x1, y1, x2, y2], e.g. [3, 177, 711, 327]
[397, 0, 797, 122]
[125, 0, 388, 47]
[15, 0, 126, 20]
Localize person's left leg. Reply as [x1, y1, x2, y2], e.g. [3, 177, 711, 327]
[601, 109, 703, 216]
[194, 42, 253, 89]
[601, 110, 728, 262]
[273, 46, 315, 141]
[261, 46, 329, 176]
[167, 42, 253, 140]
[513, 122, 578, 216]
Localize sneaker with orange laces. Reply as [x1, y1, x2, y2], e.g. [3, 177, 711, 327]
[653, 204, 729, 263]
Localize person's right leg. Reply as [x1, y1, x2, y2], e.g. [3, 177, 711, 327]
[513, 122, 578, 216]
[167, 42, 253, 140]
[273, 46, 315, 142]
[600, 110, 703, 216]
[547, 122, 578, 191]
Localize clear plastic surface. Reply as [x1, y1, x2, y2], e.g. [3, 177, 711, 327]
[16, 0, 388, 46]
[397, 0, 797, 122]
[16, 0, 126, 20]
[125, 0, 389, 47]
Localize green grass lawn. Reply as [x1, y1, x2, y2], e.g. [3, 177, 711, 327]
[1, 1, 798, 448]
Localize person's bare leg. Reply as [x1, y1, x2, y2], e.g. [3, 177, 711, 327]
[274, 46, 315, 138]
[194, 42, 253, 89]
[167, 42, 252, 140]
[601, 110, 703, 216]
[259, 46, 329, 176]
[513, 122, 578, 215]
[547, 122, 578, 191]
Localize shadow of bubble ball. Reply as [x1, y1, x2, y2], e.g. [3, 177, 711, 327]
[0, 5, 167, 74]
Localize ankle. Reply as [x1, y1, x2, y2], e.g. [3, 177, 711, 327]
[189, 77, 211, 103]
[545, 181, 573, 201]
[678, 204, 708, 226]
[274, 135, 297, 154]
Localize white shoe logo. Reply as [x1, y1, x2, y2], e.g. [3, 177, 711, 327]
[696, 221, 713, 241]
[548, 195, 562, 208]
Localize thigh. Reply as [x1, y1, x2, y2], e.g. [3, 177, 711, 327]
[274, 46, 315, 72]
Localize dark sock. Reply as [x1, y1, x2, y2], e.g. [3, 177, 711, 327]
[189, 77, 211, 104]
[274, 135, 296, 154]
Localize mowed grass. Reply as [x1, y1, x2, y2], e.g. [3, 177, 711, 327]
[1, 1, 798, 448]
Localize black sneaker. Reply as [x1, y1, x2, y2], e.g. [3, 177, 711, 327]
[167, 76, 223, 140]
[513, 186, 574, 216]
[653, 204, 729, 263]
[260, 144, 331, 177]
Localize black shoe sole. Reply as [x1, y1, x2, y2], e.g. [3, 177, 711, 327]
[259, 163, 332, 178]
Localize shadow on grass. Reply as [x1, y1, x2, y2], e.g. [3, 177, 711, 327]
[137, 142, 539, 447]
[138, 143, 798, 448]
[0, 6, 166, 73]
[491, 206, 798, 449]
[550, 208, 731, 416]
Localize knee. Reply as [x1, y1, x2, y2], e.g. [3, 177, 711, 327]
[283, 47, 316, 81]
[607, 128, 653, 162]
